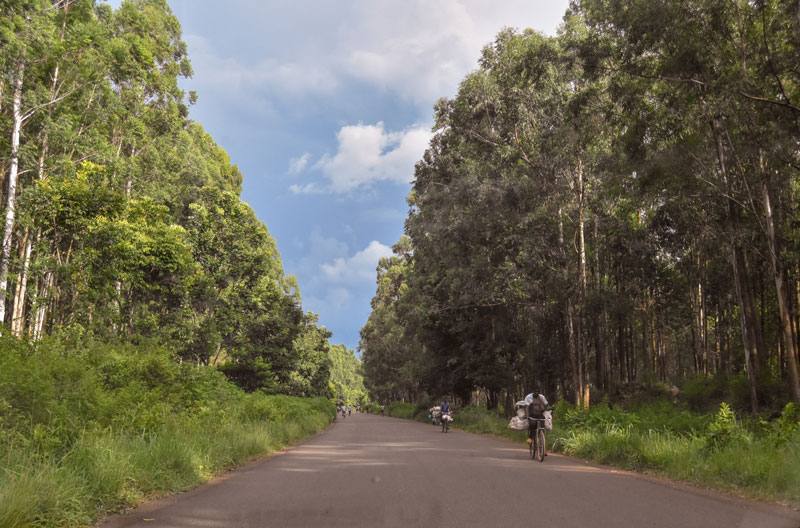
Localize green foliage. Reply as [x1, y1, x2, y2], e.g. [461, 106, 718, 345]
[704, 403, 748, 450]
[328, 344, 367, 406]
[362, 0, 800, 415]
[0, 0, 333, 401]
[386, 402, 423, 420]
[0, 335, 335, 527]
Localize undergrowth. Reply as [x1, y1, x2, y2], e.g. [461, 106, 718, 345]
[0, 335, 336, 527]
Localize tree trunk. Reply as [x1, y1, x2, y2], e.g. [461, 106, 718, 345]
[576, 161, 588, 406]
[11, 228, 31, 337]
[32, 270, 53, 341]
[0, 60, 25, 328]
[713, 119, 759, 414]
[762, 180, 800, 402]
[594, 217, 608, 391]
[559, 206, 582, 405]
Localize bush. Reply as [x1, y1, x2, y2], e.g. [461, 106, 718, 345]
[387, 402, 418, 419]
[0, 335, 336, 527]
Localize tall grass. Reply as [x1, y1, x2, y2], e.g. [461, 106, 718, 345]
[0, 335, 336, 527]
[548, 400, 800, 502]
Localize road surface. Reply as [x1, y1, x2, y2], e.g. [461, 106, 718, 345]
[102, 412, 800, 528]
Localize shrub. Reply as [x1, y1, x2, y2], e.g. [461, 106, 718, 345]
[0, 335, 336, 528]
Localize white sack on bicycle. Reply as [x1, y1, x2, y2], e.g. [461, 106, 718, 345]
[543, 410, 553, 431]
[507, 416, 528, 430]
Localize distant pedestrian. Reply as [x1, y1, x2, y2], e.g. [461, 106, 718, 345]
[348, 405, 352, 416]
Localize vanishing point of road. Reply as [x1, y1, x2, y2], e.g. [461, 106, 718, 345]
[102, 413, 800, 528]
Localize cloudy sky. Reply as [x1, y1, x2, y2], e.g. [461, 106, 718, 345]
[112, 0, 570, 351]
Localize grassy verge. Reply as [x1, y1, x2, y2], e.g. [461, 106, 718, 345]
[0, 336, 336, 528]
[387, 399, 800, 504]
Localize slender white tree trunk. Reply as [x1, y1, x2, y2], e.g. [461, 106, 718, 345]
[32, 270, 53, 341]
[576, 161, 588, 406]
[11, 228, 31, 336]
[0, 60, 25, 328]
[762, 180, 800, 402]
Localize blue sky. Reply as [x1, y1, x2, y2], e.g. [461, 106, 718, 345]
[108, 0, 570, 351]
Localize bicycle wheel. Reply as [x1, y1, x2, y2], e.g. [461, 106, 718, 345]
[536, 428, 546, 462]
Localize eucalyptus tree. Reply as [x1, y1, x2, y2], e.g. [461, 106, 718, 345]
[404, 28, 617, 405]
[360, 236, 428, 403]
[573, 0, 800, 407]
[105, 0, 191, 199]
[0, 0, 86, 330]
[328, 343, 367, 405]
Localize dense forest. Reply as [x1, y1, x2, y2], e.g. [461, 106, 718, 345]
[360, 0, 800, 415]
[0, 0, 368, 397]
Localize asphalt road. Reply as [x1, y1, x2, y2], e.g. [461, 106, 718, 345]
[102, 412, 800, 528]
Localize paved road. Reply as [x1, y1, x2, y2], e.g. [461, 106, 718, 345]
[102, 413, 800, 528]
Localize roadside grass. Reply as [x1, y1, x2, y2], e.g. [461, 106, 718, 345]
[0, 336, 336, 528]
[388, 398, 800, 504]
[386, 402, 423, 420]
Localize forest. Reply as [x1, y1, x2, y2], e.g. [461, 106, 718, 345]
[360, 0, 800, 416]
[0, 0, 372, 397]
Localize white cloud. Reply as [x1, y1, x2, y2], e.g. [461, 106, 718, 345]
[181, 1, 567, 109]
[321, 240, 393, 284]
[288, 183, 321, 194]
[184, 34, 339, 98]
[288, 153, 311, 174]
[305, 287, 353, 313]
[336, 0, 566, 104]
[297, 122, 431, 193]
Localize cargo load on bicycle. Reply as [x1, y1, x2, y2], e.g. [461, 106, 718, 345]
[507, 400, 530, 430]
[543, 410, 553, 431]
[430, 406, 442, 425]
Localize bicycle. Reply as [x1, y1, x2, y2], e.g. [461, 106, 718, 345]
[528, 418, 546, 462]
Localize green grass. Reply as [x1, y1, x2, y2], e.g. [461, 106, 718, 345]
[387, 398, 800, 504]
[0, 336, 336, 527]
[386, 402, 423, 419]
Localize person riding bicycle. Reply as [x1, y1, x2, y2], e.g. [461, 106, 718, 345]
[348, 405, 352, 416]
[526, 392, 548, 446]
[441, 400, 450, 415]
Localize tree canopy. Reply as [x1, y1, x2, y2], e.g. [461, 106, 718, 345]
[360, 1, 800, 413]
[0, 0, 366, 397]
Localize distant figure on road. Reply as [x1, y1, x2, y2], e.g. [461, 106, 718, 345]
[380, 405, 385, 416]
[348, 405, 352, 416]
[340, 405, 347, 418]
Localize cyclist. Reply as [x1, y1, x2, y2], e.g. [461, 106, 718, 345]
[526, 391, 548, 452]
[341, 404, 347, 418]
[441, 399, 452, 432]
[348, 405, 352, 416]
[380, 404, 385, 416]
